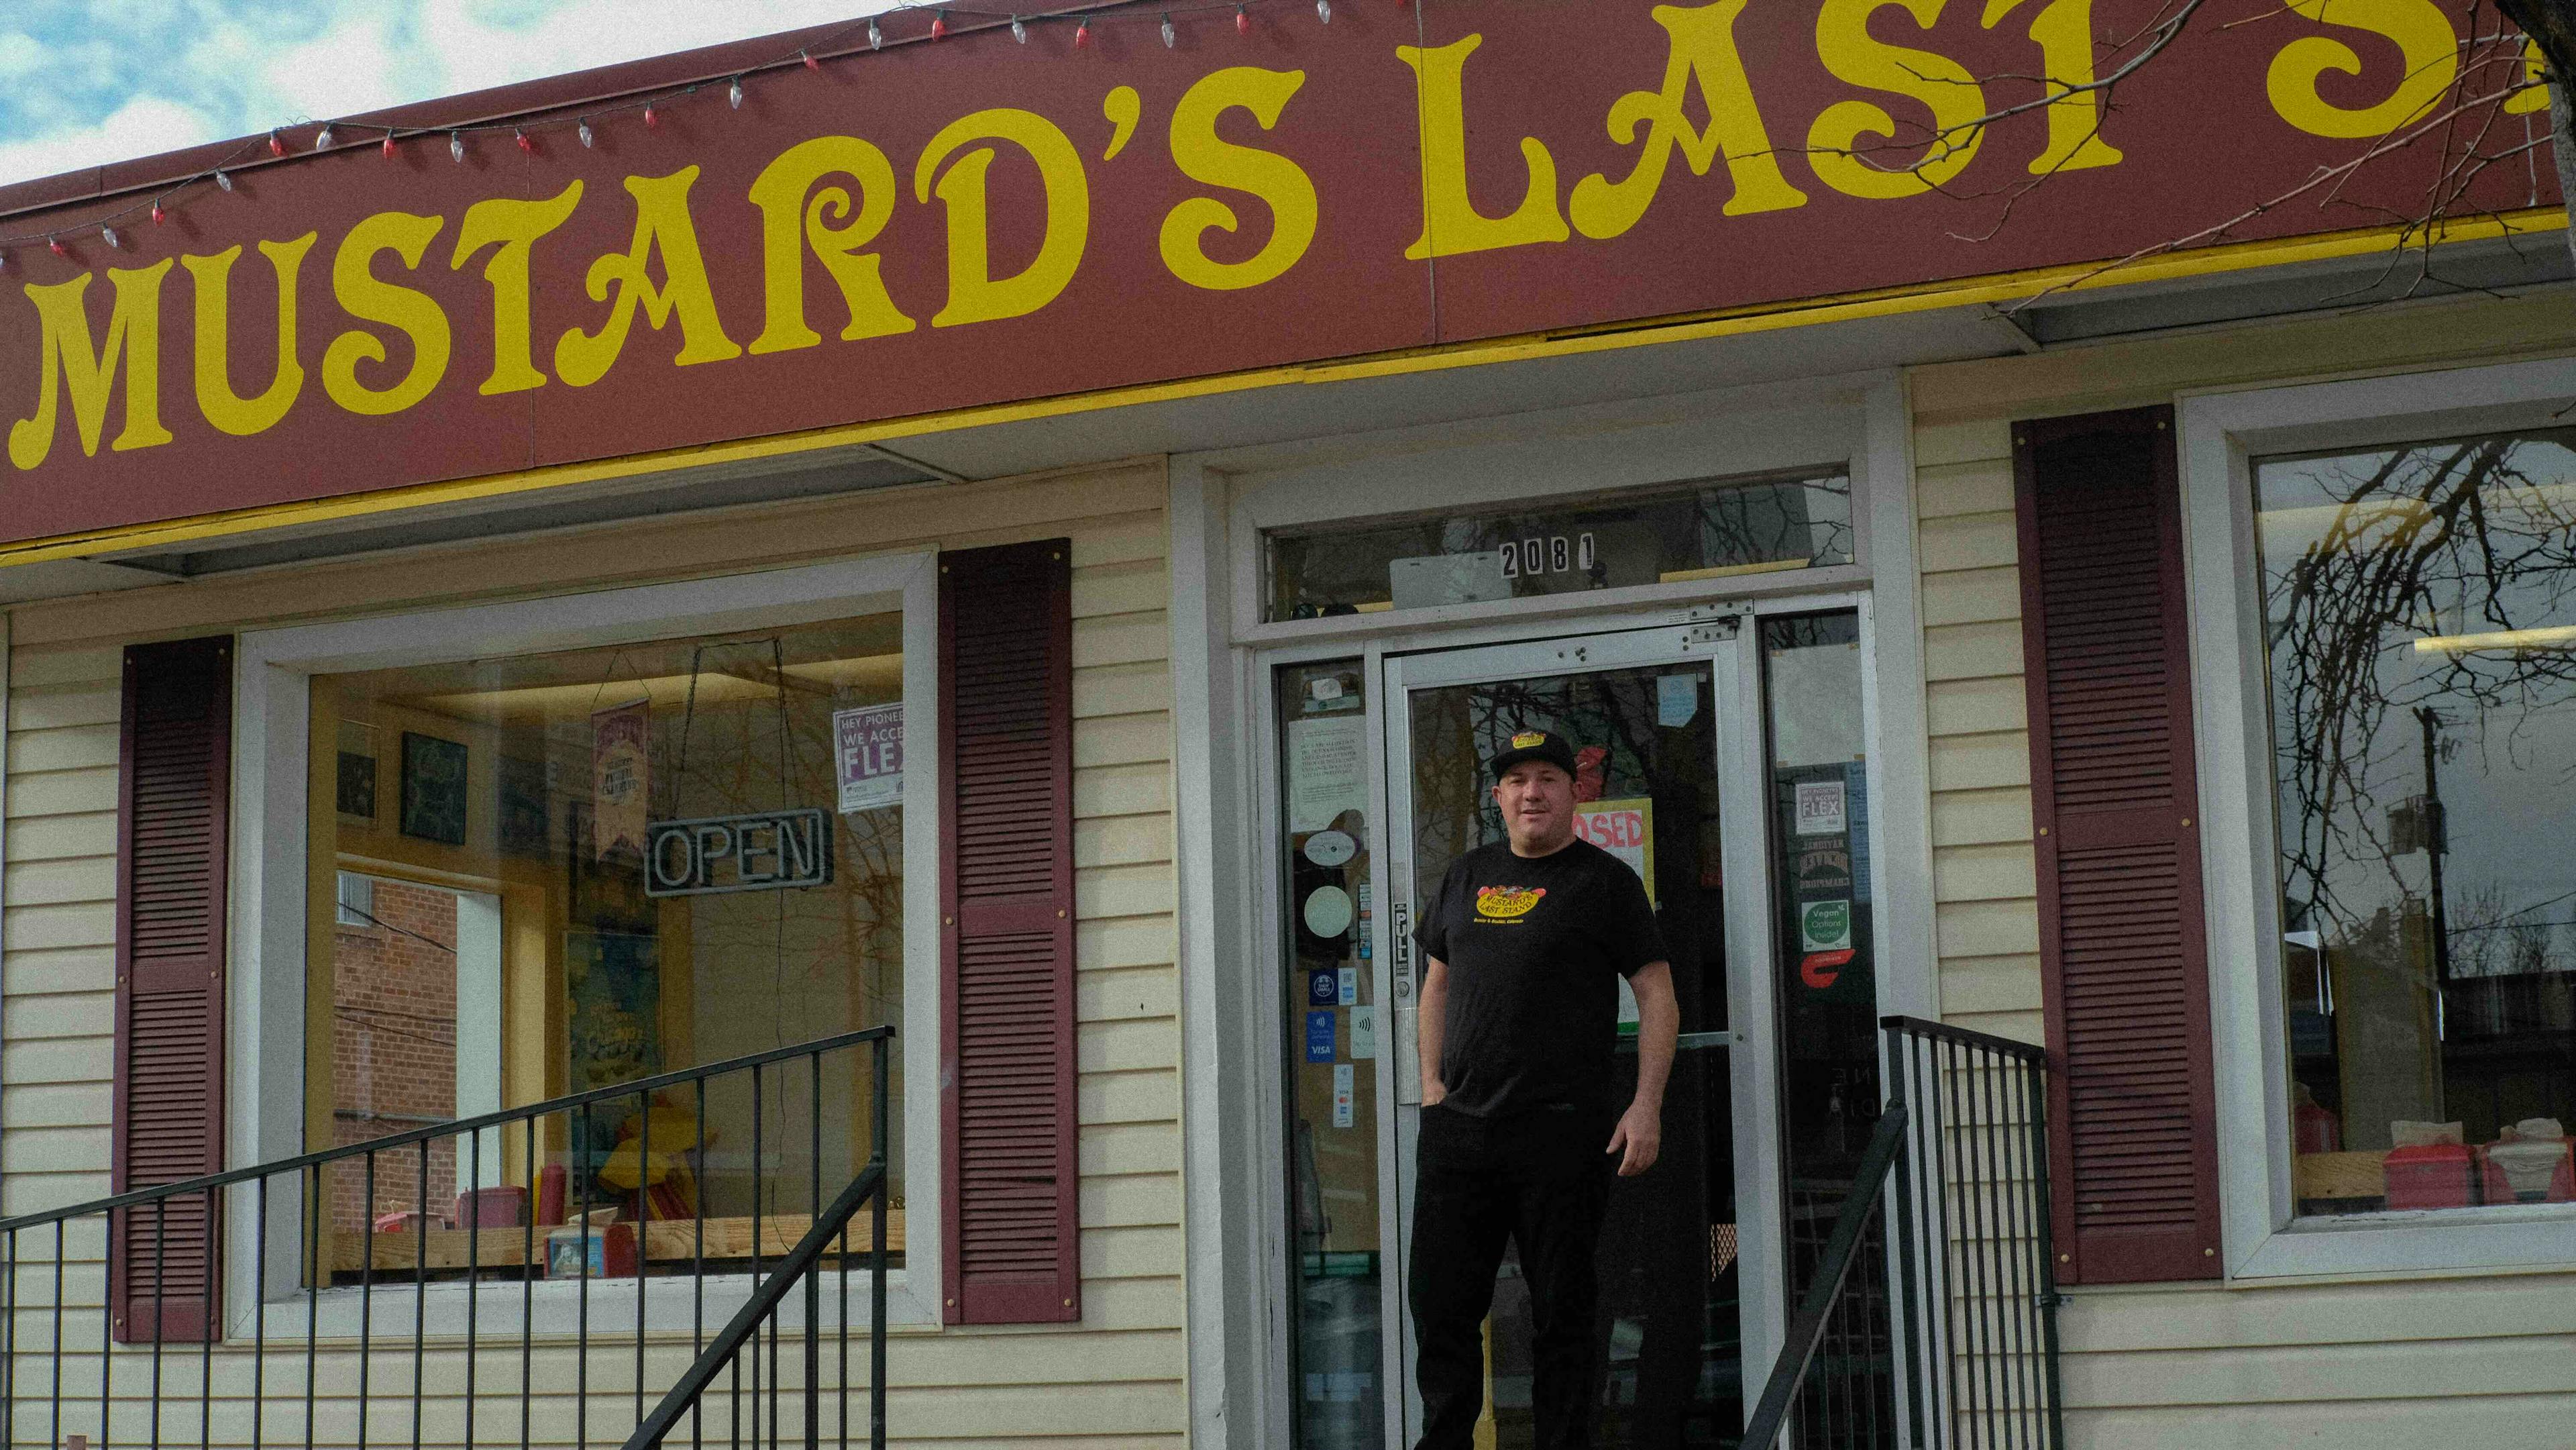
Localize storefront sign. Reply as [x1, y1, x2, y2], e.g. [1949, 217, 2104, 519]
[0, 1, 2547, 551]
[833, 703, 904, 813]
[643, 807, 835, 896]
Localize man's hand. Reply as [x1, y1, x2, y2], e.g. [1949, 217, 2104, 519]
[1421, 1083, 1446, 1107]
[1605, 1098, 1662, 1176]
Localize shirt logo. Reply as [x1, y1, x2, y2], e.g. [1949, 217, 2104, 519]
[1510, 731, 1546, 749]
[1474, 886, 1546, 921]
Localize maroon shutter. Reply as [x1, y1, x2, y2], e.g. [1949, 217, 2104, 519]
[938, 540, 1079, 1324]
[2013, 407, 2221, 1284]
[111, 636, 234, 1341]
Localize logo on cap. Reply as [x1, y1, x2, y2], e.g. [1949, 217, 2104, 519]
[1510, 731, 1546, 749]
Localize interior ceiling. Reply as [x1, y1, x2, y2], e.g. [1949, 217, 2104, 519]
[3, 236, 2557, 603]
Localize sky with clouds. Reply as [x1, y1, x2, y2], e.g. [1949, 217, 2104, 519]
[0, 1, 906, 189]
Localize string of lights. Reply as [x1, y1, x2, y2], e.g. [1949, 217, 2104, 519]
[0, 0, 1399, 267]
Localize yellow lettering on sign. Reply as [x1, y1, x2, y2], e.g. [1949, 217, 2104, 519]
[1399, 36, 1569, 258]
[556, 167, 743, 387]
[180, 234, 316, 437]
[1570, 0, 1807, 240]
[1809, 0, 1987, 199]
[1161, 67, 1319, 291]
[323, 211, 451, 417]
[1981, 0, 2123, 173]
[452, 182, 585, 395]
[6, 262, 174, 471]
[747, 136, 916, 355]
[2267, 0, 2455, 138]
[915, 109, 1091, 328]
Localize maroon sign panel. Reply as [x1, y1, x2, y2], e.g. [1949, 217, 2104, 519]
[0, 0, 2549, 546]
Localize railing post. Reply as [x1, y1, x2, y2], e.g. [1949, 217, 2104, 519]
[1886, 1025, 1928, 1450]
[2025, 1053, 2066, 1450]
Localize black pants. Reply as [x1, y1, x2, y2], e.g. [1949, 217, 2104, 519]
[1408, 1102, 1613, 1450]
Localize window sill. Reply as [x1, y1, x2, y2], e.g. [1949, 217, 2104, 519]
[2229, 1197, 2576, 1281]
[226, 1265, 925, 1344]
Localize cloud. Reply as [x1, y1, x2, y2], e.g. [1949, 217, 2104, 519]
[0, 95, 224, 189]
[0, 1, 904, 190]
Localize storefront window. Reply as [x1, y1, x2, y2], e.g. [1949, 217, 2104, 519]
[309, 615, 906, 1271]
[1263, 472, 1851, 621]
[2256, 431, 2576, 1216]
[1762, 613, 1882, 1295]
[1275, 658, 1383, 1449]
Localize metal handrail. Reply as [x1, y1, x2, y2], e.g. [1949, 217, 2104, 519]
[0, 1025, 898, 1450]
[1743, 1103, 1911, 1448]
[1737, 1016, 2064, 1449]
[0, 1024, 894, 1231]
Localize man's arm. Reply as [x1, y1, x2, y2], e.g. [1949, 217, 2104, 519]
[1416, 955, 1450, 1106]
[1606, 960, 1676, 1176]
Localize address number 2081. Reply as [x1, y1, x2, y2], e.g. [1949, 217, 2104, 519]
[1499, 533, 1597, 578]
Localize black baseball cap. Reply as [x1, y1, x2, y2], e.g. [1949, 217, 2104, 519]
[1488, 728, 1578, 780]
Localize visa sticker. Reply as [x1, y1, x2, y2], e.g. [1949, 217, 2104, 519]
[1305, 1010, 1336, 1063]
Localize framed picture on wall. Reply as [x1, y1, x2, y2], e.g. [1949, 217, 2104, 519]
[336, 721, 378, 823]
[399, 732, 470, 845]
[498, 756, 551, 858]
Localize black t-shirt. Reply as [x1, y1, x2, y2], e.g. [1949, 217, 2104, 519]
[1413, 837, 1668, 1119]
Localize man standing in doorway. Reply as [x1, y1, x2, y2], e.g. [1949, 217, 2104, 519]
[1410, 728, 1680, 1450]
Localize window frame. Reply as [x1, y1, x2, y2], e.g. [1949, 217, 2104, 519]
[225, 551, 945, 1337]
[2182, 355, 2576, 1280]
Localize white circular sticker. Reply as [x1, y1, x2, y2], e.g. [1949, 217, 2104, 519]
[1302, 885, 1356, 939]
[1303, 829, 1358, 868]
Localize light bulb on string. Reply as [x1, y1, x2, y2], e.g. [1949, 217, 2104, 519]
[930, 10, 948, 39]
[578, 117, 596, 148]
[868, 17, 882, 48]
[214, 169, 233, 192]
[1318, 0, 1332, 21]
[101, 225, 120, 250]
[515, 128, 533, 154]
[48, 238, 67, 257]
[150, 201, 164, 225]
[1012, 15, 1026, 43]
[382, 132, 398, 158]
[1162, 13, 1176, 46]
[729, 77, 745, 109]
[801, 49, 820, 70]
[1075, 17, 1091, 46]
[267, 130, 286, 158]
[644, 104, 659, 130]
[449, 130, 465, 163]
[316, 123, 335, 149]
[1237, 5, 1250, 34]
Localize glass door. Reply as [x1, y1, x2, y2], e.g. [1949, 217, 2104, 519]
[1382, 618, 1788, 1450]
[1268, 607, 1883, 1450]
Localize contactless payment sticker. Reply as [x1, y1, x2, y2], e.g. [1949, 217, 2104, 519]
[1305, 1010, 1336, 1063]
[1332, 1064, 1355, 1128]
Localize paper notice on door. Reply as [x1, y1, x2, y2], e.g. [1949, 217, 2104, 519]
[1657, 674, 1700, 727]
[1572, 797, 1656, 907]
[1287, 715, 1366, 832]
[1794, 778, 1846, 836]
